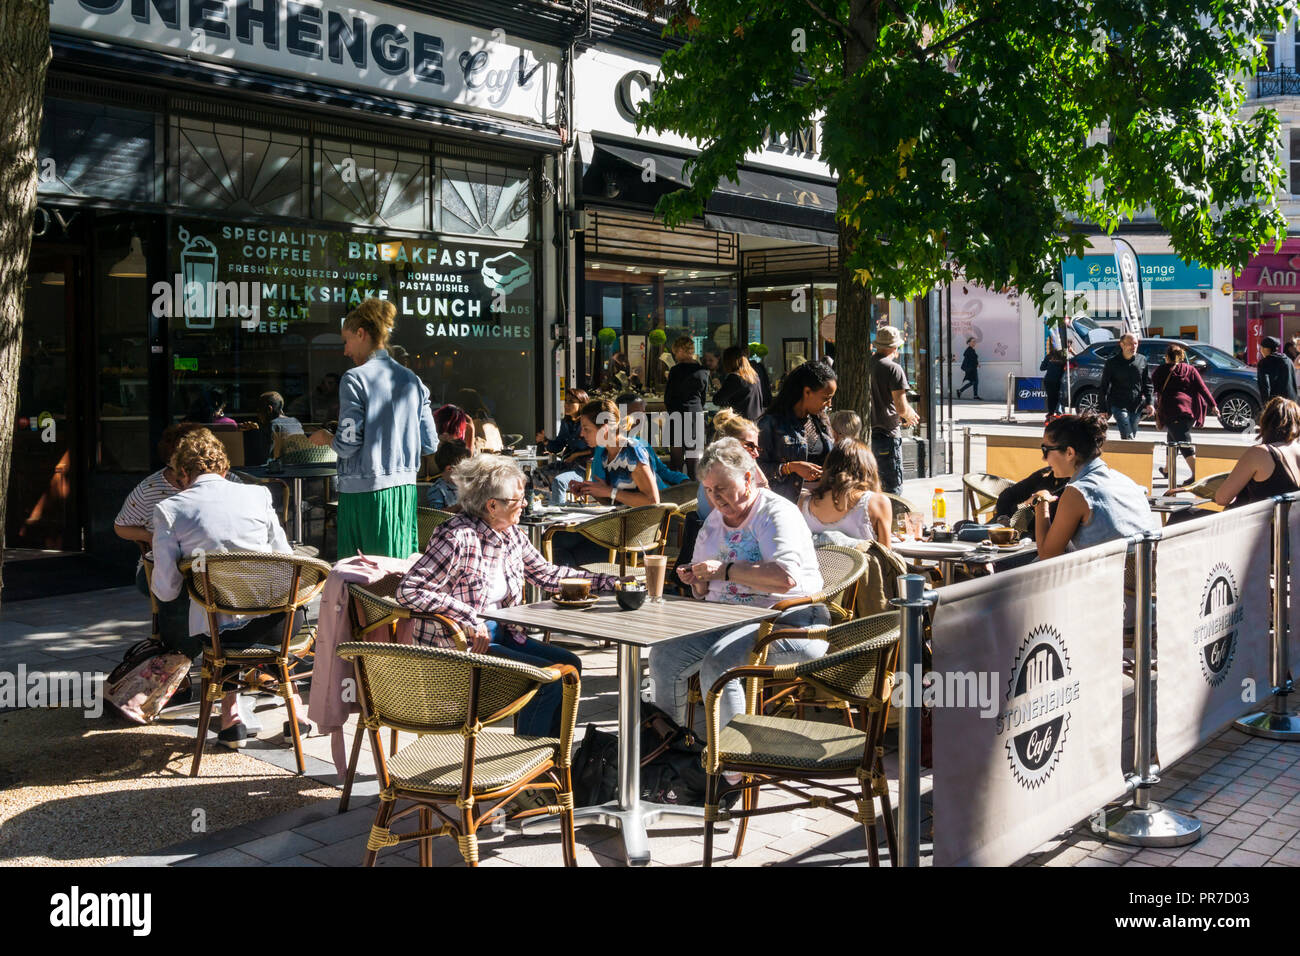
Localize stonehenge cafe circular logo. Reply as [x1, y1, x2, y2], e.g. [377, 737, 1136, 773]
[1196, 562, 1241, 687]
[997, 625, 1079, 790]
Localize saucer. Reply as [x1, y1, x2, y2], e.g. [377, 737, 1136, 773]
[551, 595, 598, 609]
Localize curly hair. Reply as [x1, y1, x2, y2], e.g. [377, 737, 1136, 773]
[170, 427, 229, 480]
[1259, 397, 1300, 445]
[812, 438, 880, 508]
[1044, 412, 1108, 463]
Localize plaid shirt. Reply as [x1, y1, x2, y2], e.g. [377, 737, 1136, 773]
[395, 513, 619, 647]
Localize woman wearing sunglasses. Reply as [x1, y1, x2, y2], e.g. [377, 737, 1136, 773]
[1030, 413, 1157, 560]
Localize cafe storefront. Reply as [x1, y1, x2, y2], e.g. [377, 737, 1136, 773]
[5, 0, 571, 589]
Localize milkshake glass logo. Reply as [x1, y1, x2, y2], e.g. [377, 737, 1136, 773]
[1195, 562, 1242, 687]
[995, 625, 1078, 789]
[152, 226, 261, 330]
[481, 251, 531, 295]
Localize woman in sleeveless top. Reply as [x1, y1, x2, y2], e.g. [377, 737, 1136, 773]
[1215, 398, 1300, 508]
[1031, 413, 1158, 559]
[797, 438, 892, 547]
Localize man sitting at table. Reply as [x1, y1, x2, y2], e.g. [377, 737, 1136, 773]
[396, 455, 623, 736]
[648, 438, 828, 735]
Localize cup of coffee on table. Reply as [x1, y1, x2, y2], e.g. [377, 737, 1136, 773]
[643, 555, 667, 602]
[559, 578, 591, 602]
[988, 527, 1019, 546]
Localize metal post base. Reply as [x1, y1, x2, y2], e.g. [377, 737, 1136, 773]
[1094, 803, 1202, 848]
[517, 801, 725, 866]
[1235, 707, 1300, 741]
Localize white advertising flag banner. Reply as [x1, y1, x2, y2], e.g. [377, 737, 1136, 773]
[1156, 502, 1274, 766]
[931, 540, 1128, 867]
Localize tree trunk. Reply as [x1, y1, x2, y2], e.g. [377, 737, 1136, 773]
[0, 0, 52, 607]
[835, 216, 874, 428]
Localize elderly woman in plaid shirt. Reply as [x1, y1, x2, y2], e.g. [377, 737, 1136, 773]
[396, 455, 622, 736]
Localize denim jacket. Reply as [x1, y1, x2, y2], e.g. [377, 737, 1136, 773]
[756, 411, 831, 502]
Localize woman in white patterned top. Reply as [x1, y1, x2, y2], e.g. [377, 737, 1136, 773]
[797, 438, 892, 547]
[115, 423, 211, 651]
[648, 438, 827, 732]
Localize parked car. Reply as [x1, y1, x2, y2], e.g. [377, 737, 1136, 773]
[1067, 337, 1261, 432]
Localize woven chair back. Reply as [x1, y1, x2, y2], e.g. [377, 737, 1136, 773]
[963, 472, 1013, 518]
[281, 444, 338, 466]
[812, 545, 870, 604]
[185, 551, 332, 615]
[348, 582, 406, 635]
[658, 481, 699, 506]
[336, 642, 549, 733]
[576, 503, 676, 553]
[417, 507, 455, 547]
[790, 614, 901, 703]
[882, 493, 917, 535]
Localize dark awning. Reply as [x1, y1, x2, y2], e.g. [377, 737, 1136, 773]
[590, 139, 838, 243]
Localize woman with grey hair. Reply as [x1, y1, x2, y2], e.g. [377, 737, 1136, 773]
[648, 437, 828, 739]
[396, 455, 621, 736]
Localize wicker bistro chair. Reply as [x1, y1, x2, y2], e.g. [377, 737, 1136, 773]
[658, 481, 700, 507]
[540, 503, 678, 577]
[337, 579, 468, 812]
[1173, 471, 1230, 502]
[682, 545, 870, 730]
[183, 551, 332, 777]
[963, 472, 1014, 522]
[882, 493, 920, 537]
[703, 619, 902, 867]
[280, 444, 339, 466]
[416, 506, 456, 549]
[335, 641, 581, 867]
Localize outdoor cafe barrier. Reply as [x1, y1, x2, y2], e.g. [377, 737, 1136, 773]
[889, 492, 1298, 866]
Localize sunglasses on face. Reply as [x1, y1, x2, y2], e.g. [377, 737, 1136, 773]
[1040, 444, 1067, 457]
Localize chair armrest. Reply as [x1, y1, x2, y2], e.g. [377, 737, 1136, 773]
[752, 624, 830, 656]
[704, 664, 777, 773]
[553, 665, 582, 767]
[406, 610, 469, 651]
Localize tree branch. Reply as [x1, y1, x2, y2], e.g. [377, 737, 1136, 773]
[922, 14, 997, 59]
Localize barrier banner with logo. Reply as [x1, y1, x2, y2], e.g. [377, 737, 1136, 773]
[1013, 377, 1046, 412]
[1155, 502, 1273, 767]
[931, 539, 1128, 867]
[1291, 499, 1300, 668]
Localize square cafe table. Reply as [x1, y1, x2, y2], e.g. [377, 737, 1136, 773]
[481, 593, 779, 866]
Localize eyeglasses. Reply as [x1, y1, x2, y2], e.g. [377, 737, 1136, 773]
[492, 496, 526, 506]
[741, 440, 759, 453]
[1040, 444, 1067, 457]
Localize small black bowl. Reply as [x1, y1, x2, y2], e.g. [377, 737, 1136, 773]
[615, 588, 647, 611]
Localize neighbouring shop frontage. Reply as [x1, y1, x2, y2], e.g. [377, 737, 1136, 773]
[1233, 238, 1300, 362]
[6, 0, 568, 583]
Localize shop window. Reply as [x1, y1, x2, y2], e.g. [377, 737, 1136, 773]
[172, 117, 308, 218]
[319, 140, 429, 231]
[437, 160, 531, 240]
[1290, 129, 1300, 195]
[38, 99, 159, 203]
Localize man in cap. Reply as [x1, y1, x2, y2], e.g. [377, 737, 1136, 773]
[868, 325, 920, 495]
[1257, 335, 1298, 404]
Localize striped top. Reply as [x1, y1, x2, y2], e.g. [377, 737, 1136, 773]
[115, 469, 183, 533]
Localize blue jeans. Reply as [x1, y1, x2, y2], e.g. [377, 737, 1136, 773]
[549, 469, 584, 505]
[484, 621, 581, 738]
[870, 431, 905, 496]
[648, 603, 831, 731]
[1110, 405, 1139, 440]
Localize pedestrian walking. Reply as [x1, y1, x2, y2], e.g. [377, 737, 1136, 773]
[1040, 348, 1067, 420]
[1258, 335, 1298, 404]
[1153, 343, 1218, 483]
[956, 337, 981, 399]
[311, 297, 439, 558]
[867, 326, 920, 495]
[1098, 332, 1153, 439]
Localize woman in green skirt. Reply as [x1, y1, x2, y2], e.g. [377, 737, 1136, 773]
[311, 297, 438, 557]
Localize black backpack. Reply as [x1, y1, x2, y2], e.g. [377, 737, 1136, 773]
[571, 701, 723, 808]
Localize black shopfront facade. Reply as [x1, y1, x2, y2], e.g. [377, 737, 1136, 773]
[7, 3, 573, 590]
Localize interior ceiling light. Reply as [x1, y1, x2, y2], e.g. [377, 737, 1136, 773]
[110, 237, 147, 278]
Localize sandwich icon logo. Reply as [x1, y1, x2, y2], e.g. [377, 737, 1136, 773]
[481, 252, 531, 295]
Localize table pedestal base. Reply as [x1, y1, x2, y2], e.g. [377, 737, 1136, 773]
[518, 801, 723, 866]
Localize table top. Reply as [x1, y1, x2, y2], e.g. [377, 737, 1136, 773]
[481, 594, 780, 647]
[1149, 495, 1208, 512]
[237, 464, 338, 479]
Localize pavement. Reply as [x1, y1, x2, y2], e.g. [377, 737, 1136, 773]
[0, 407, 1285, 868]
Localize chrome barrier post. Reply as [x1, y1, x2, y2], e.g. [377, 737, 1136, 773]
[1236, 493, 1300, 739]
[890, 573, 936, 866]
[1164, 443, 1180, 491]
[960, 428, 973, 521]
[1097, 531, 1203, 846]
[999, 372, 1017, 423]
